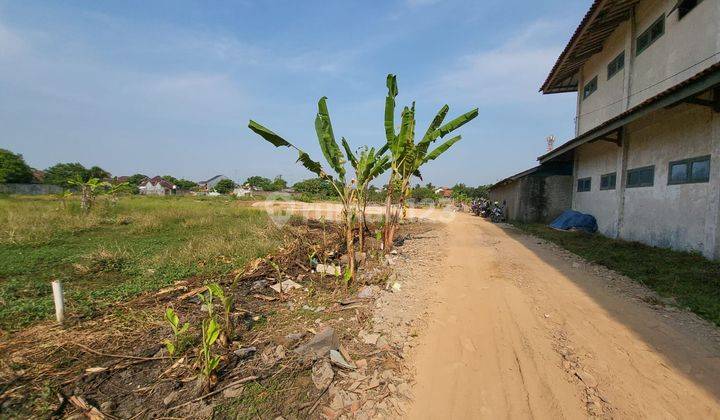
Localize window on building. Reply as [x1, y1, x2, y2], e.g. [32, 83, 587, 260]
[607, 52, 625, 80]
[583, 76, 597, 100]
[636, 15, 665, 55]
[627, 166, 655, 187]
[668, 155, 711, 184]
[678, 0, 702, 20]
[600, 172, 617, 190]
[577, 177, 592, 192]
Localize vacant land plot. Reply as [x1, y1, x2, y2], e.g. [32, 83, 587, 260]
[0, 196, 282, 331]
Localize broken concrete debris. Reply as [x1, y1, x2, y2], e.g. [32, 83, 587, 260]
[269, 279, 302, 293]
[294, 327, 339, 359]
[316, 264, 342, 276]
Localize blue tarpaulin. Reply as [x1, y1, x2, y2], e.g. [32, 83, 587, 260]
[549, 210, 598, 233]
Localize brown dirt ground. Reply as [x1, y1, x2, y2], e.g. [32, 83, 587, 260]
[406, 213, 720, 419]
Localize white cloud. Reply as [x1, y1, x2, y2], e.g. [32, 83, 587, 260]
[422, 19, 567, 105]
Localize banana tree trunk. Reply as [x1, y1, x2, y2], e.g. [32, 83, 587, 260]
[345, 209, 355, 285]
[383, 178, 395, 251]
[81, 186, 91, 213]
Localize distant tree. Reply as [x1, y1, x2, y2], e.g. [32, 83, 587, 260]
[162, 175, 197, 190]
[88, 166, 111, 180]
[214, 179, 236, 194]
[292, 178, 338, 197]
[451, 183, 491, 200]
[245, 176, 274, 191]
[271, 175, 287, 191]
[411, 185, 439, 201]
[126, 174, 148, 186]
[44, 163, 89, 188]
[0, 149, 34, 183]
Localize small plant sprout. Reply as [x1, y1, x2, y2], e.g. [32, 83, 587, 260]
[198, 286, 215, 319]
[163, 307, 189, 357]
[343, 266, 352, 286]
[269, 260, 285, 298]
[207, 283, 233, 339]
[200, 317, 222, 382]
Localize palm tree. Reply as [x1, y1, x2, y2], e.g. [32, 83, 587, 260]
[381, 74, 478, 250]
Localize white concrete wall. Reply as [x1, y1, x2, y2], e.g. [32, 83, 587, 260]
[576, 0, 720, 134]
[619, 103, 719, 256]
[630, 0, 720, 106]
[577, 21, 630, 134]
[572, 141, 622, 237]
[572, 103, 720, 258]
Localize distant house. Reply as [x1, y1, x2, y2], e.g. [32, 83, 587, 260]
[198, 175, 229, 192]
[434, 187, 453, 199]
[138, 176, 176, 196]
[113, 176, 130, 184]
[232, 186, 252, 197]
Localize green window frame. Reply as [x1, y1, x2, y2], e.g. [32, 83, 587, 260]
[627, 165, 655, 188]
[636, 15, 665, 56]
[600, 172, 617, 190]
[607, 52, 625, 80]
[577, 177, 592, 192]
[583, 76, 598, 100]
[668, 155, 711, 185]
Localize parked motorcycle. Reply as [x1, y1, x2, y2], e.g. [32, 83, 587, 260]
[490, 201, 506, 223]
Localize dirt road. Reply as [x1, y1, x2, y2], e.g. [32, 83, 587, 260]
[407, 213, 720, 419]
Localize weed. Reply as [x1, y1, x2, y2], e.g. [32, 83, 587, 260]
[207, 283, 233, 339]
[163, 307, 190, 357]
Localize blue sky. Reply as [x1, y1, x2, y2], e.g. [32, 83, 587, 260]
[0, 0, 590, 186]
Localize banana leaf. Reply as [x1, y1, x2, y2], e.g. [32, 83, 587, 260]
[341, 137, 358, 168]
[248, 120, 292, 148]
[426, 108, 478, 143]
[248, 119, 327, 179]
[423, 135, 462, 163]
[315, 97, 346, 180]
[384, 74, 398, 145]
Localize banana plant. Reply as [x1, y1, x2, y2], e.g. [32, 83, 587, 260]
[342, 141, 390, 252]
[67, 177, 110, 213]
[248, 97, 360, 282]
[381, 74, 478, 250]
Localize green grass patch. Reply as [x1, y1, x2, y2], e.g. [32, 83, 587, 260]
[512, 222, 720, 326]
[0, 195, 282, 330]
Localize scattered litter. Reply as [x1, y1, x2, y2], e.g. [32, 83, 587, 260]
[390, 282, 402, 292]
[316, 264, 342, 276]
[270, 279, 303, 293]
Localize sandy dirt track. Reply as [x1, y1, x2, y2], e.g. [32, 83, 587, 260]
[407, 213, 720, 419]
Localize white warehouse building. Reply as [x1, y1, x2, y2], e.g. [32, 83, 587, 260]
[537, 0, 720, 259]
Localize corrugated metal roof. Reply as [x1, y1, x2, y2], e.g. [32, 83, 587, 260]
[541, 0, 639, 94]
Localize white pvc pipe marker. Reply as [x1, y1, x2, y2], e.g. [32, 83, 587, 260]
[51, 280, 64, 324]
